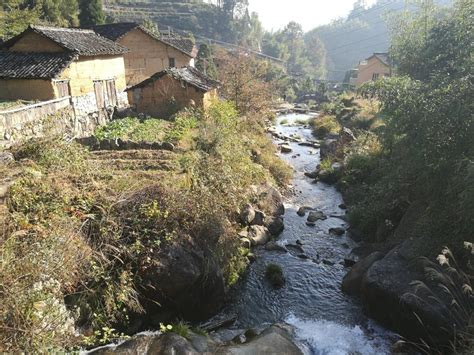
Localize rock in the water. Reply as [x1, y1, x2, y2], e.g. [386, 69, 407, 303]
[240, 204, 256, 226]
[265, 241, 287, 253]
[285, 244, 304, 254]
[306, 221, 316, 227]
[280, 144, 292, 153]
[342, 251, 384, 295]
[299, 141, 320, 149]
[247, 253, 256, 263]
[307, 211, 326, 223]
[220, 324, 303, 355]
[322, 259, 335, 266]
[339, 203, 347, 210]
[297, 254, 310, 260]
[265, 216, 284, 237]
[297, 206, 307, 217]
[248, 225, 271, 246]
[304, 170, 319, 179]
[329, 227, 346, 236]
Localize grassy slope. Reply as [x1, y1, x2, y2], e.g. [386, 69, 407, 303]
[0, 103, 291, 352]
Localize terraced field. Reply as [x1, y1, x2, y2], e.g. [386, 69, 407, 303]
[104, 0, 220, 37]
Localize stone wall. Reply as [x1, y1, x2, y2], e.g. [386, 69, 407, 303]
[0, 97, 108, 148]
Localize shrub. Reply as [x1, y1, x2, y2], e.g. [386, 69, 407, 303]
[265, 263, 285, 288]
[311, 115, 341, 138]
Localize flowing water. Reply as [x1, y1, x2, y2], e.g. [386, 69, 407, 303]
[214, 113, 396, 354]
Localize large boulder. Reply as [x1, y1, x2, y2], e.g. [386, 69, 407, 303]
[139, 237, 226, 321]
[340, 127, 356, 144]
[253, 185, 285, 217]
[307, 211, 326, 223]
[320, 139, 338, 160]
[218, 324, 302, 355]
[348, 239, 469, 350]
[240, 204, 256, 226]
[90, 324, 302, 355]
[248, 225, 271, 246]
[265, 216, 284, 237]
[342, 252, 385, 295]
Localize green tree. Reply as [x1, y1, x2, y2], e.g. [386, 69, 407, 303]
[79, 0, 104, 27]
[0, 0, 41, 40]
[41, 0, 79, 27]
[353, 0, 474, 250]
[196, 43, 217, 78]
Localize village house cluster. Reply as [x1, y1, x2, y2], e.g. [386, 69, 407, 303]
[0, 23, 219, 147]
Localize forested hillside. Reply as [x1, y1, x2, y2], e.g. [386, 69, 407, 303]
[103, 0, 263, 48]
[306, 0, 453, 81]
[0, 0, 106, 39]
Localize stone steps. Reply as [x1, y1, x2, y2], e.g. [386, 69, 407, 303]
[90, 149, 176, 161]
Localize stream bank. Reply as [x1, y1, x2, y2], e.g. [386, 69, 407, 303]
[89, 112, 397, 354]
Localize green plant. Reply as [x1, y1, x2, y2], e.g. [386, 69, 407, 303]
[265, 263, 285, 288]
[311, 114, 341, 138]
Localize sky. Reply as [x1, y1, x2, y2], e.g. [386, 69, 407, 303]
[248, 0, 378, 31]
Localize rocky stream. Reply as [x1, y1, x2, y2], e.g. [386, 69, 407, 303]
[88, 112, 399, 354]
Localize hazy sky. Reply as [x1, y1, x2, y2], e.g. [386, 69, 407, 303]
[248, 0, 378, 31]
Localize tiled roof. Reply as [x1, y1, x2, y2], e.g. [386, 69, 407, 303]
[0, 51, 76, 79]
[127, 66, 220, 92]
[92, 22, 140, 41]
[160, 34, 197, 58]
[93, 22, 196, 58]
[2, 25, 128, 56]
[371, 53, 390, 66]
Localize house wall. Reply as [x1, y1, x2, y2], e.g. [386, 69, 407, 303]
[60, 55, 127, 96]
[9, 31, 64, 53]
[119, 29, 193, 86]
[0, 79, 56, 101]
[128, 75, 211, 117]
[356, 57, 391, 87]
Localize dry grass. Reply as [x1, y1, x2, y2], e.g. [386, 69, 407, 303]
[0, 100, 291, 352]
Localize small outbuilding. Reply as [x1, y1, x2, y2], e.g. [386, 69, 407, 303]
[127, 67, 220, 117]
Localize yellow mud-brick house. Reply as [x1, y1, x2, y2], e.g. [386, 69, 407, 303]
[355, 53, 392, 87]
[0, 25, 129, 116]
[92, 23, 197, 86]
[127, 67, 219, 117]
